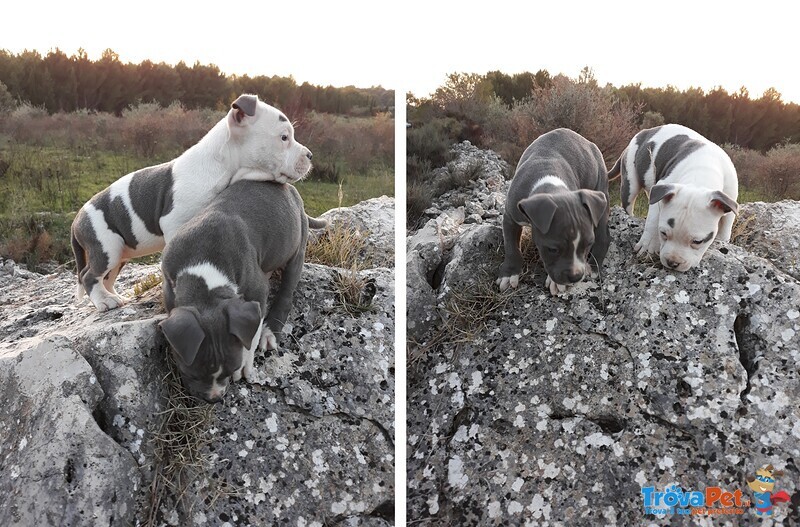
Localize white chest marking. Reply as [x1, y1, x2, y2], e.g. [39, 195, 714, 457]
[532, 175, 567, 192]
[179, 262, 238, 293]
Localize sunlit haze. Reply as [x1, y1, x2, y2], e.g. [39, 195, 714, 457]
[4, 1, 798, 103]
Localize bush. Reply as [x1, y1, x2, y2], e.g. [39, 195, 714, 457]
[407, 117, 461, 174]
[483, 74, 640, 166]
[760, 143, 800, 199]
[301, 111, 394, 175]
[0, 212, 74, 271]
[0, 81, 16, 114]
[723, 143, 800, 200]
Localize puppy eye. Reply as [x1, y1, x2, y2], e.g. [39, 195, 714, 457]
[547, 246, 559, 254]
[692, 239, 704, 245]
[281, 134, 289, 142]
[660, 230, 668, 239]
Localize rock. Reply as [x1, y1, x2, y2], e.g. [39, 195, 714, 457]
[320, 196, 395, 268]
[0, 198, 395, 526]
[407, 145, 800, 525]
[733, 200, 800, 281]
[0, 336, 140, 526]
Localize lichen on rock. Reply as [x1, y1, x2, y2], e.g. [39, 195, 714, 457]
[407, 143, 800, 525]
[0, 198, 395, 526]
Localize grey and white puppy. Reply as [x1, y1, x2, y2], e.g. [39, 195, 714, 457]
[159, 178, 326, 404]
[497, 128, 610, 295]
[608, 124, 738, 271]
[71, 94, 312, 312]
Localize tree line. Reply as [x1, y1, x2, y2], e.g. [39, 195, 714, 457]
[0, 48, 393, 116]
[414, 69, 800, 152]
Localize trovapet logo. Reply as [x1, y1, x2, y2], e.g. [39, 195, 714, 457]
[642, 464, 794, 517]
[641, 485, 749, 516]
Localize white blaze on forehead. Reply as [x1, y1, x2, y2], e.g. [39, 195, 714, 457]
[179, 262, 238, 293]
[531, 175, 567, 192]
[209, 365, 225, 399]
[572, 231, 582, 271]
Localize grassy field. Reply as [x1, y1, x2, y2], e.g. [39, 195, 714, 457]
[0, 140, 393, 270]
[607, 180, 770, 218]
[296, 165, 394, 216]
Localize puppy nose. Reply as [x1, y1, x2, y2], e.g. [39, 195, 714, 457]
[666, 259, 681, 269]
[306, 151, 313, 160]
[566, 271, 583, 283]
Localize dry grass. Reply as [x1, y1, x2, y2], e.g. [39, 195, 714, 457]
[133, 273, 163, 297]
[305, 183, 378, 315]
[730, 209, 760, 245]
[305, 220, 373, 271]
[144, 353, 237, 526]
[333, 266, 377, 316]
[408, 272, 518, 365]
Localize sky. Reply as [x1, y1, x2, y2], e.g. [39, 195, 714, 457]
[3, 1, 798, 103]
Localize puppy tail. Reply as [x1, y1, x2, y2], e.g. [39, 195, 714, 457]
[307, 216, 329, 230]
[71, 227, 87, 302]
[607, 154, 623, 182]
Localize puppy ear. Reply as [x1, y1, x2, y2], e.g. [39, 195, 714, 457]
[649, 183, 678, 205]
[709, 190, 739, 215]
[578, 190, 608, 228]
[518, 195, 558, 233]
[230, 94, 258, 124]
[226, 299, 262, 347]
[160, 308, 205, 365]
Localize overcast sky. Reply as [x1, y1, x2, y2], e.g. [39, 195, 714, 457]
[4, 1, 798, 103]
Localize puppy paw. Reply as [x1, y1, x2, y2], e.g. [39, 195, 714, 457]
[232, 367, 243, 382]
[260, 328, 278, 351]
[94, 295, 125, 312]
[635, 235, 660, 256]
[496, 274, 520, 292]
[545, 276, 568, 296]
[242, 363, 257, 382]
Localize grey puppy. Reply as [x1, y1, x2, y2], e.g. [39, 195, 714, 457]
[159, 178, 326, 403]
[497, 128, 610, 295]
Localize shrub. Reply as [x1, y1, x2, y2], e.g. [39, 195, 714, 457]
[0, 213, 73, 271]
[0, 81, 16, 114]
[301, 111, 394, 175]
[483, 74, 640, 166]
[759, 143, 800, 199]
[407, 117, 461, 174]
[724, 143, 800, 200]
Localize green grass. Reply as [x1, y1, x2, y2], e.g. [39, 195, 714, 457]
[0, 142, 163, 216]
[608, 180, 770, 218]
[296, 165, 393, 216]
[0, 142, 393, 269]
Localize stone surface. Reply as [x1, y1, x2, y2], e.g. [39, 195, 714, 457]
[0, 336, 140, 527]
[0, 199, 394, 526]
[733, 200, 800, 281]
[407, 145, 800, 525]
[320, 196, 395, 268]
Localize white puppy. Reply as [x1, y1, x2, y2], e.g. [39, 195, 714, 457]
[609, 124, 738, 271]
[71, 94, 313, 311]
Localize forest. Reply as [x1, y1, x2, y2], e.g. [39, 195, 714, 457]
[407, 69, 800, 227]
[0, 48, 393, 116]
[0, 49, 394, 270]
